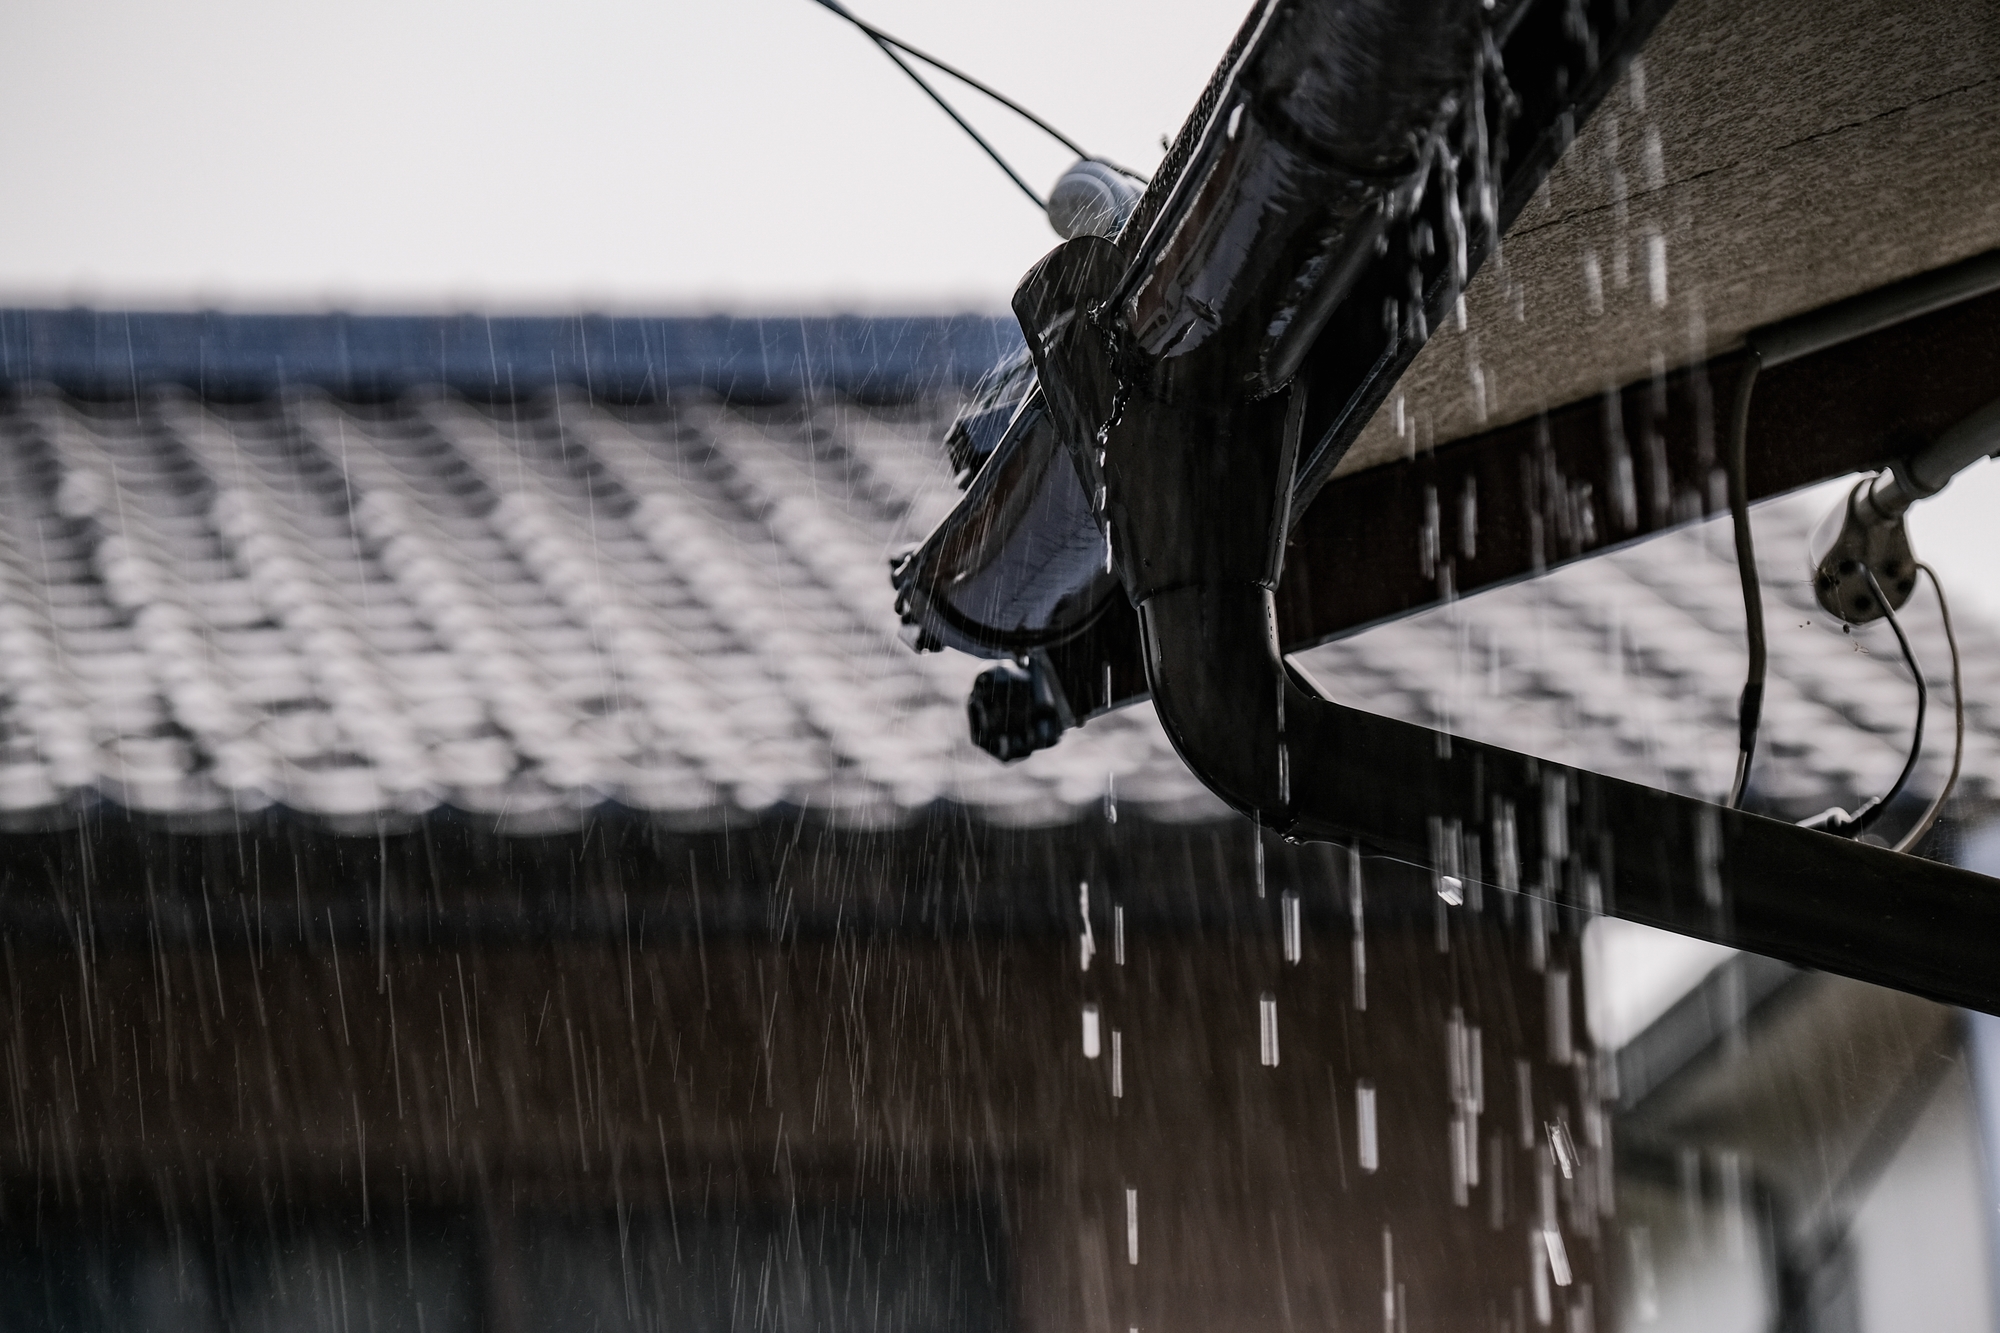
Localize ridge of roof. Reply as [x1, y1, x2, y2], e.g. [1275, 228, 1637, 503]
[0, 309, 1022, 403]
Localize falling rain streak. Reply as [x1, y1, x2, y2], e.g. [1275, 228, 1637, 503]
[1259, 991, 1280, 1067]
[0, 3, 1979, 1326]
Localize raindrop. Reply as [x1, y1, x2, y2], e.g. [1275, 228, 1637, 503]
[1079, 880, 1097, 971]
[1629, 1227, 1661, 1322]
[1679, 1148, 1703, 1242]
[1547, 968, 1574, 1065]
[1104, 771, 1118, 822]
[1695, 806, 1724, 909]
[1259, 991, 1280, 1067]
[1449, 1007, 1471, 1105]
[1282, 890, 1301, 964]
[1350, 844, 1368, 1011]
[1470, 1026, 1485, 1114]
[1547, 1118, 1578, 1180]
[1420, 485, 1441, 579]
[1719, 1150, 1747, 1259]
[1493, 797, 1521, 897]
[1545, 1225, 1574, 1287]
[1646, 232, 1669, 308]
[1382, 1228, 1397, 1330]
[1542, 770, 1570, 863]
[1112, 1029, 1123, 1098]
[1540, 1157, 1574, 1288]
[1126, 1187, 1140, 1265]
[1082, 1003, 1102, 1059]
[1459, 476, 1479, 559]
[1463, 831, 1486, 912]
[1357, 1079, 1380, 1172]
[1114, 904, 1126, 966]
[1583, 250, 1605, 316]
[1516, 1058, 1537, 1150]
[1452, 1113, 1472, 1207]
[1533, 1231, 1555, 1325]
[1431, 815, 1464, 905]
[1489, 1134, 1507, 1231]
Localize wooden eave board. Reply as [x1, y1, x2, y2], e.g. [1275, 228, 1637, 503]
[1332, 0, 2000, 478]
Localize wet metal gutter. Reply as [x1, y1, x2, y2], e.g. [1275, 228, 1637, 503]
[900, 0, 2000, 1013]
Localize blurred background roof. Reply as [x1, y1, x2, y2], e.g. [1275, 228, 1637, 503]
[0, 312, 1992, 840]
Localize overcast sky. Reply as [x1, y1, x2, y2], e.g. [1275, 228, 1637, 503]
[0, 0, 1240, 311]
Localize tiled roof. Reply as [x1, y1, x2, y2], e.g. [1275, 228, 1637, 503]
[0, 385, 1218, 832]
[0, 320, 1990, 838]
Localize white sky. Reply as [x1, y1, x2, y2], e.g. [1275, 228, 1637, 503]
[0, 0, 1994, 622]
[0, 0, 1242, 312]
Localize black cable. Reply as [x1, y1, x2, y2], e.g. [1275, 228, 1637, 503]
[817, 2, 1043, 208]
[1844, 567, 1928, 837]
[1894, 563, 1963, 853]
[1724, 351, 1765, 809]
[811, 0, 1092, 160]
[808, 0, 1144, 208]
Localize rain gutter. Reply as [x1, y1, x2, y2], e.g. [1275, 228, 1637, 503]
[1007, 0, 2000, 1011]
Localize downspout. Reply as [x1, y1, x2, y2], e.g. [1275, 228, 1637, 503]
[1013, 0, 2000, 1012]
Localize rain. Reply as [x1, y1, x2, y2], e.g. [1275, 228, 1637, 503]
[0, 0, 1998, 1331]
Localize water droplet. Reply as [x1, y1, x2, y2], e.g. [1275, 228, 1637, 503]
[1459, 476, 1479, 559]
[1126, 1187, 1139, 1264]
[1516, 1058, 1537, 1150]
[1079, 880, 1096, 971]
[1695, 805, 1724, 908]
[1420, 485, 1441, 579]
[1547, 968, 1574, 1064]
[1282, 890, 1301, 964]
[1544, 1226, 1573, 1287]
[1082, 1003, 1102, 1059]
[1646, 231, 1669, 308]
[1719, 1150, 1747, 1259]
[1357, 1079, 1380, 1172]
[1629, 1226, 1661, 1322]
[1547, 1118, 1578, 1180]
[1111, 1029, 1123, 1097]
[1259, 991, 1280, 1067]
[1349, 844, 1368, 1011]
[1493, 797, 1520, 896]
[1382, 1228, 1397, 1327]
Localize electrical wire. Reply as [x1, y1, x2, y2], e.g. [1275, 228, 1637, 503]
[1724, 351, 1765, 809]
[1844, 566, 1927, 837]
[808, 0, 1146, 208]
[1893, 563, 1964, 854]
